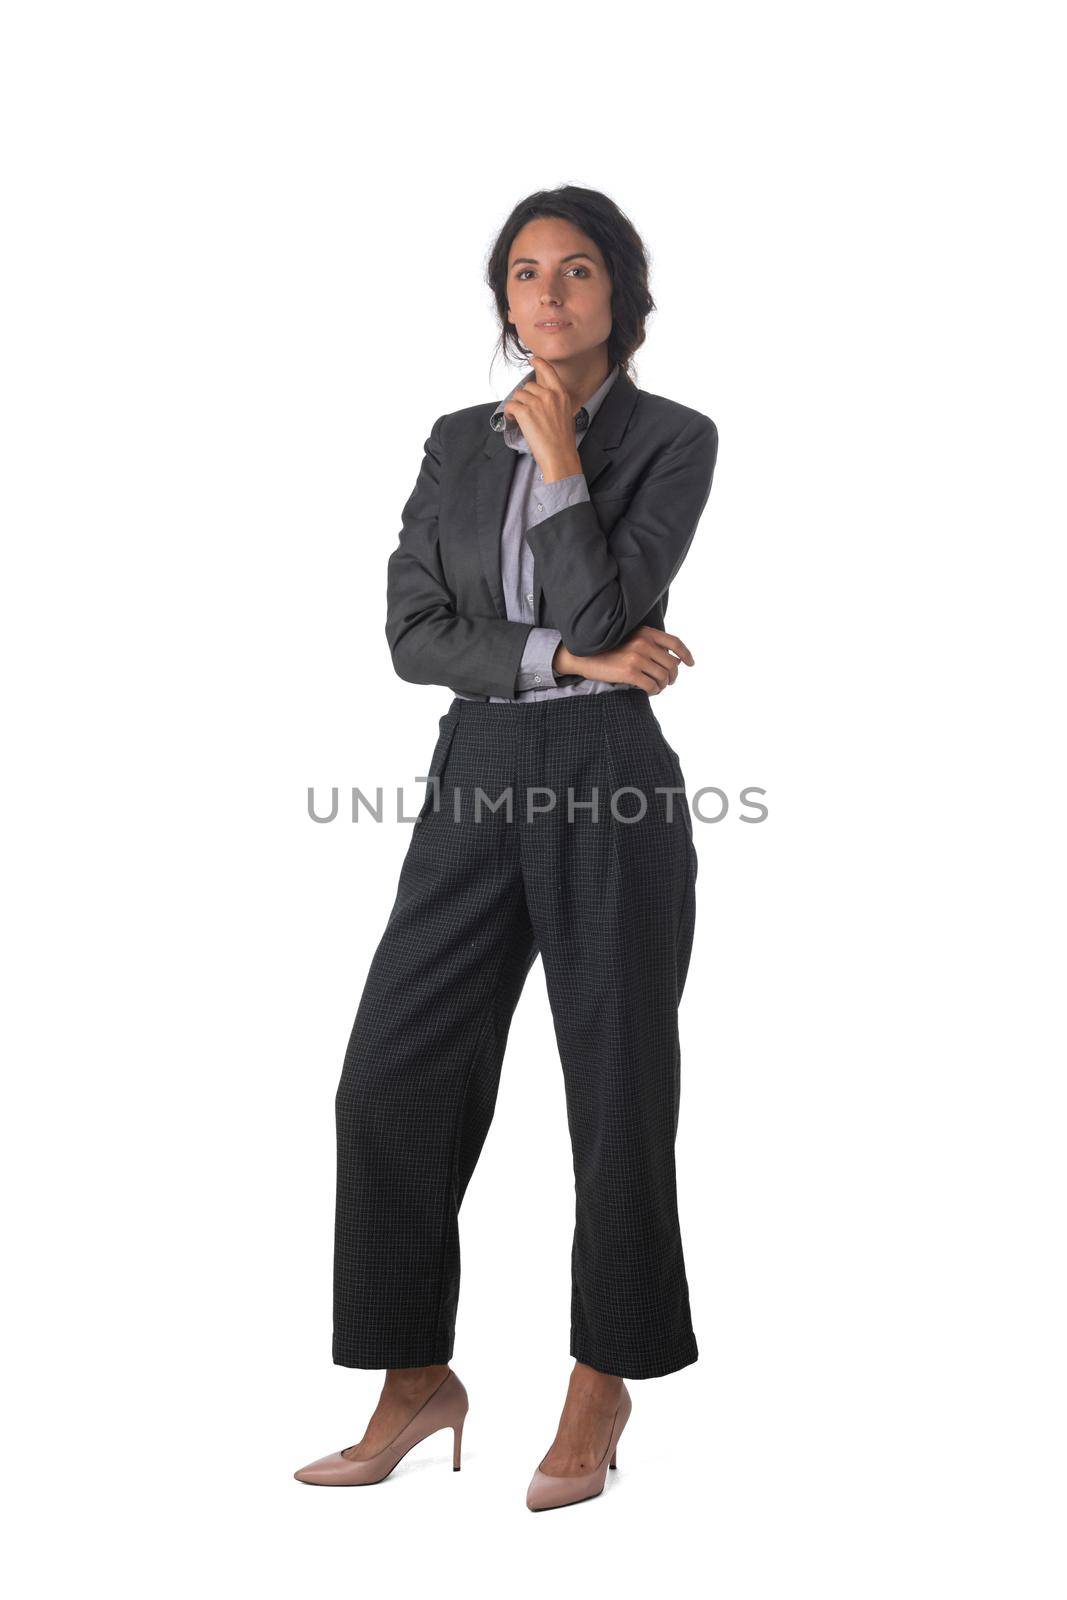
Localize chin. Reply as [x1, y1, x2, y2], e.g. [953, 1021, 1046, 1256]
[528, 334, 580, 354]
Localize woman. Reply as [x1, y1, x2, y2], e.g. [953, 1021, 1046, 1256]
[295, 186, 718, 1510]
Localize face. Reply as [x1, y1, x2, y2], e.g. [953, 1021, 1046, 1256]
[505, 217, 613, 364]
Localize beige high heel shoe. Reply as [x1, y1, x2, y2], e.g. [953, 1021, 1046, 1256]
[525, 1382, 632, 1511]
[294, 1369, 468, 1486]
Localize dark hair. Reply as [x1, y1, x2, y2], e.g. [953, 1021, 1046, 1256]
[486, 186, 655, 381]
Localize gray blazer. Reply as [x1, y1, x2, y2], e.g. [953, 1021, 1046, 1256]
[385, 366, 718, 701]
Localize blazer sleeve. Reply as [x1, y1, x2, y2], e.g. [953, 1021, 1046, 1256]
[525, 413, 718, 657]
[385, 413, 537, 699]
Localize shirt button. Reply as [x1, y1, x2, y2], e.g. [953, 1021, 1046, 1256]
[536, 502, 544, 512]
[525, 592, 533, 604]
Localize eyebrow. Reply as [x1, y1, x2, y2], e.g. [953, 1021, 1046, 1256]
[509, 252, 598, 268]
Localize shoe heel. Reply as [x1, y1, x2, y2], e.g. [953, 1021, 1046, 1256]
[452, 1415, 464, 1471]
[609, 1446, 617, 1469]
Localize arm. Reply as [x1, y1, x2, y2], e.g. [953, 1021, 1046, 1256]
[525, 414, 719, 657]
[385, 413, 539, 699]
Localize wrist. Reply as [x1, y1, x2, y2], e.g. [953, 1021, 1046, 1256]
[540, 452, 583, 484]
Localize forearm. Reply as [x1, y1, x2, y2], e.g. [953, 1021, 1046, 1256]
[526, 499, 663, 656]
[526, 415, 718, 656]
[387, 595, 536, 700]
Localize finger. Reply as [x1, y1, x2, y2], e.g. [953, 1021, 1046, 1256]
[639, 626, 694, 666]
[632, 640, 682, 682]
[635, 636, 681, 669]
[506, 381, 542, 411]
[505, 387, 542, 423]
[526, 353, 565, 391]
[503, 373, 535, 418]
[630, 659, 672, 694]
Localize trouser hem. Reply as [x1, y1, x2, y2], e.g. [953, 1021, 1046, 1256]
[332, 1342, 455, 1370]
[569, 1338, 699, 1381]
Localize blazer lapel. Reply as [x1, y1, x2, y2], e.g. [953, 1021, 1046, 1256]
[476, 366, 640, 623]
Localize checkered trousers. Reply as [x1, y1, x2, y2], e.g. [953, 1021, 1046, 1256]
[333, 686, 700, 1379]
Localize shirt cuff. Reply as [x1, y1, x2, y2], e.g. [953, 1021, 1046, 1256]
[515, 627, 563, 692]
[527, 472, 589, 527]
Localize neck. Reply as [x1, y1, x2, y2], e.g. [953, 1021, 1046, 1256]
[542, 347, 613, 412]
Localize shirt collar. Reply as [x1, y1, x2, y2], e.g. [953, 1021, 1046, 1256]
[489, 362, 621, 451]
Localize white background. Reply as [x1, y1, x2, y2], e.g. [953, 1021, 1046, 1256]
[2, 2, 1064, 1594]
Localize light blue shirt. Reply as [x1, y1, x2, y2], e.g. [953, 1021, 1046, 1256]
[454, 362, 632, 704]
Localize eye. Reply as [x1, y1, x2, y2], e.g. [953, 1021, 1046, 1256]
[514, 266, 591, 280]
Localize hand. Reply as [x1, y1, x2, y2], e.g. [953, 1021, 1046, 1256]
[502, 354, 583, 482]
[552, 626, 696, 695]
